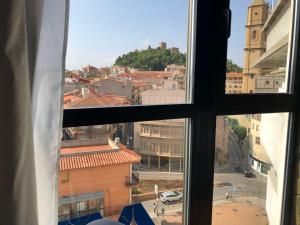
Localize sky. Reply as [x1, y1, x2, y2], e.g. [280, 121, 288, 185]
[66, 0, 255, 70]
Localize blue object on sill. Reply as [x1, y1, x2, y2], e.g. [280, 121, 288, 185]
[118, 203, 154, 225]
[58, 212, 102, 225]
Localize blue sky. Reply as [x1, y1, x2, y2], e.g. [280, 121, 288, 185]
[66, 0, 254, 70]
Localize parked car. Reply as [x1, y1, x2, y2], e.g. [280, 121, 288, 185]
[243, 170, 256, 178]
[160, 191, 183, 204]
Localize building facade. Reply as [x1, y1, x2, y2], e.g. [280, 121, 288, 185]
[58, 139, 140, 221]
[225, 72, 248, 93]
[247, 114, 272, 174]
[243, 0, 269, 93]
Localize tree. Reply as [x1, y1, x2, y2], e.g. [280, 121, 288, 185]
[232, 125, 247, 141]
[227, 59, 243, 72]
[227, 118, 238, 128]
[114, 48, 186, 71]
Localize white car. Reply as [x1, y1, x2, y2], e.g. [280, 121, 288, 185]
[160, 191, 183, 204]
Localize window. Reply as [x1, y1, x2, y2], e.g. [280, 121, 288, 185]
[224, 0, 295, 94]
[214, 114, 289, 225]
[252, 30, 257, 40]
[255, 136, 260, 145]
[61, 172, 69, 183]
[61, 0, 300, 225]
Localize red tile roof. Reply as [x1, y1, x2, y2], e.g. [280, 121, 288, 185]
[64, 92, 131, 108]
[226, 72, 245, 77]
[60, 145, 141, 171]
[118, 71, 173, 80]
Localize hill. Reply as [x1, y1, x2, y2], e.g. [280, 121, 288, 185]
[114, 46, 242, 72]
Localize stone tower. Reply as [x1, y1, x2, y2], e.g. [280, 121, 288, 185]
[243, 0, 269, 92]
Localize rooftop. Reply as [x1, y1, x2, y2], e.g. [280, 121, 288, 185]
[226, 72, 245, 77]
[60, 143, 141, 171]
[64, 89, 130, 108]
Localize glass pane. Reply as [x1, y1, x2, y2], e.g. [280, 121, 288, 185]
[226, 0, 295, 94]
[65, 0, 192, 107]
[58, 119, 188, 224]
[213, 113, 289, 225]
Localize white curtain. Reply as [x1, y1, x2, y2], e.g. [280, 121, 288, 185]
[0, 0, 69, 224]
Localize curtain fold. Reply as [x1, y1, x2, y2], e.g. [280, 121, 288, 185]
[0, 0, 69, 224]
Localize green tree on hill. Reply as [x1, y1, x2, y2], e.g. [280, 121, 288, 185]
[114, 48, 186, 71]
[114, 47, 242, 72]
[226, 59, 243, 72]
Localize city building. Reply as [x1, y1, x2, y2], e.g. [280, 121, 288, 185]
[134, 119, 185, 172]
[82, 64, 99, 74]
[165, 64, 186, 76]
[134, 80, 185, 172]
[159, 42, 167, 49]
[58, 138, 140, 220]
[96, 78, 152, 104]
[63, 88, 131, 145]
[134, 81, 228, 171]
[170, 47, 179, 54]
[225, 72, 248, 93]
[243, 0, 269, 93]
[99, 67, 111, 77]
[252, 0, 292, 93]
[248, 114, 271, 174]
[249, 1, 293, 225]
[111, 66, 129, 75]
[117, 71, 174, 86]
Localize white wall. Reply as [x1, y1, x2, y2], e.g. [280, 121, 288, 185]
[266, 3, 291, 51]
[141, 89, 185, 105]
[260, 113, 289, 225]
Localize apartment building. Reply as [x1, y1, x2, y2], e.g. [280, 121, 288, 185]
[225, 72, 248, 93]
[96, 78, 152, 104]
[134, 80, 228, 172]
[249, 1, 294, 225]
[165, 64, 186, 76]
[58, 138, 140, 221]
[248, 114, 272, 174]
[252, 0, 292, 93]
[134, 81, 185, 172]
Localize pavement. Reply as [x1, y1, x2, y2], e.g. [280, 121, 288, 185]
[137, 171, 183, 180]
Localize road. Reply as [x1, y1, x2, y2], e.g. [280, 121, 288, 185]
[142, 199, 183, 224]
[213, 172, 267, 202]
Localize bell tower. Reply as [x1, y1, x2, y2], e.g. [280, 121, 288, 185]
[243, 0, 269, 92]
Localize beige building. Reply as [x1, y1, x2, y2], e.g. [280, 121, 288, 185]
[134, 81, 185, 172]
[134, 119, 185, 172]
[243, 0, 269, 93]
[252, 0, 292, 93]
[159, 42, 167, 49]
[248, 114, 271, 174]
[225, 72, 248, 93]
[165, 64, 186, 76]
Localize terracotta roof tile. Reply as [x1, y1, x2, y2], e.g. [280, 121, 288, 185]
[60, 145, 141, 171]
[226, 72, 245, 77]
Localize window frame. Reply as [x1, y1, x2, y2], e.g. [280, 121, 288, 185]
[62, 1, 300, 225]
